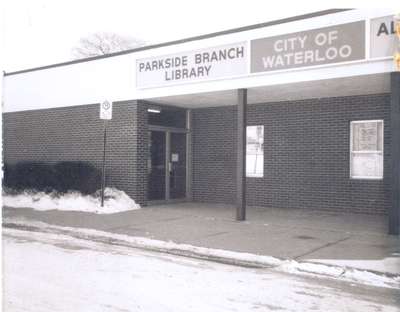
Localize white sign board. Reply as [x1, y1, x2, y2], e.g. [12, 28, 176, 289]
[136, 42, 247, 88]
[100, 100, 113, 120]
[171, 153, 179, 162]
[370, 15, 397, 58]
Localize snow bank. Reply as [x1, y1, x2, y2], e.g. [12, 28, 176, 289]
[2, 188, 140, 214]
[280, 260, 345, 277]
[307, 258, 400, 276]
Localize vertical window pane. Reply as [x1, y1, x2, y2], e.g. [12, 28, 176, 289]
[377, 121, 383, 151]
[246, 125, 264, 177]
[351, 153, 383, 178]
[352, 121, 377, 151]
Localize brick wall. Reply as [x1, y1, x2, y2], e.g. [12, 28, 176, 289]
[3, 100, 148, 205]
[192, 106, 237, 204]
[192, 94, 392, 214]
[3, 93, 392, 214]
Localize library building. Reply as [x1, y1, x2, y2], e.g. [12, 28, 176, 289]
[3, 9, 400, 234]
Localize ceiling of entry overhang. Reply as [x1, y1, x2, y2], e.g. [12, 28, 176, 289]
[147, 73, 390, 108]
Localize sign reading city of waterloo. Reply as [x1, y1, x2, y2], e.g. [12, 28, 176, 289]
[251, 21, 365, 73]
[136, 42, 247, 88]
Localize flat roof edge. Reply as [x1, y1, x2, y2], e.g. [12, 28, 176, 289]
[4, 9, 350, 77]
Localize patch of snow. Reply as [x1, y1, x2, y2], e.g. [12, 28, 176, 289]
[343, 269, 400, 288]
[2, 187, 140, 214]
[278, 261, 399, 288]
[280, 261, 345, 277]
[307, 258, 400, 276]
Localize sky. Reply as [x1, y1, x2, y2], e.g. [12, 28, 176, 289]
[1, 0, 399, 72]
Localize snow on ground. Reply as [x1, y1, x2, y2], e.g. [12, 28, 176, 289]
[3, 227, 400, 312]
[307, 258, 400, 276]
[4, 219, 400, 290]
[2, 187, 140, 214]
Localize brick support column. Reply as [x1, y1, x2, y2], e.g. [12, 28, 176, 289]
[135, 100, 149, 206]
[389, 72, 400, 235]
[236, 89, 247, 221]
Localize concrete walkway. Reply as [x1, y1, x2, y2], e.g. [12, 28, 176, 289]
[3, 203, 400, 276]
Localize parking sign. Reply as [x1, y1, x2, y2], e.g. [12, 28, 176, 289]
[100, 100, 112, 120]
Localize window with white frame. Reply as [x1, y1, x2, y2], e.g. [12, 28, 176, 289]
[246, 125, 264, 177]
[350, 120, 383, 179]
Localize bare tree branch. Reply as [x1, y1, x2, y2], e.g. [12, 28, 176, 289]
[71, 32, 146, 59]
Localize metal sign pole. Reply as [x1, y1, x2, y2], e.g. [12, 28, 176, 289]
[99, 99, 112, 207]
[101, 120, 107, 207]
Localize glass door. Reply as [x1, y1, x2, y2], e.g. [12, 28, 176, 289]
[148, 131, 166, 201]
[148, 130, 187, 202]
[169, 132, 187, 200]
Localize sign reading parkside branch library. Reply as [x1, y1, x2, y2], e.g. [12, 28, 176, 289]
[136, 42, 247, 88]
[251, 21, 365, 73]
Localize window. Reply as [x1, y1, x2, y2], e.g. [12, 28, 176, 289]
[246, 125, 264, 177]
[350, 120, 383, 179]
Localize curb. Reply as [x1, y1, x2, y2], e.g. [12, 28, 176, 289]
[3, 221, 400, 289]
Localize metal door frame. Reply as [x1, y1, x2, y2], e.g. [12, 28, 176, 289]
[147, 112, 191, 205]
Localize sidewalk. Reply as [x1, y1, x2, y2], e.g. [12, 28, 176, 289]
[3, 202, 400, 277]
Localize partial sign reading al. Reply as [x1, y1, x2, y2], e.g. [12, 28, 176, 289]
[370, 16, 397, 58]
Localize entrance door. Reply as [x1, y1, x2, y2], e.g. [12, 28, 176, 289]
[169, 132, 186, 199]
[148, 130, 187, 202]
[148, 131, 166, 201]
